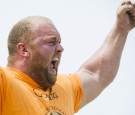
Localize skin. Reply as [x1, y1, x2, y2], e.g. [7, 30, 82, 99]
[26, 22, 64, 89]
[7, 0, 135, 109]
[8, 18, 64, 90]
[76, 1, 135, 108]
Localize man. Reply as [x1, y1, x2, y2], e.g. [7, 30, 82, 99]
[0, 1, 135, 115]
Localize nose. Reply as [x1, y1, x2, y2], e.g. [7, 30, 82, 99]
[56, 44, 64, 52]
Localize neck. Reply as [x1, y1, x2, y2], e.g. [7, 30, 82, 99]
[7, 61, 54, 90]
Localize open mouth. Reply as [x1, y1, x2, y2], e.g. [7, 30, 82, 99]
[49, 58, 59, 75]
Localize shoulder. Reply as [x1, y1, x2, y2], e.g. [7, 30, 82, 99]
[0, 66, 6, 77]
[0, 66, 15, 83]
[0, 66, 12, 77]
[57, 73, 82, 85]
[56, 73, 83, 112]
[0, 66, 4, 72]
[56, 73, 82, 92]
[0, 67, 10, 90]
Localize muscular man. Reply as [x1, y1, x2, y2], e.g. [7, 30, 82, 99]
[0, 1, 135, 115]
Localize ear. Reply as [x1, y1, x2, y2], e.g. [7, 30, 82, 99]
[17, 43, 29, 57]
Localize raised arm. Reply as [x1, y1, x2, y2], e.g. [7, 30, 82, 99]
[76, 1, 135, 108]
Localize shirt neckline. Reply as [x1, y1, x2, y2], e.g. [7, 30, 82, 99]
[6, 67, 42, 89]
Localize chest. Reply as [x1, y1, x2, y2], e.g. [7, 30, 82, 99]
[3, 81, 75, 115]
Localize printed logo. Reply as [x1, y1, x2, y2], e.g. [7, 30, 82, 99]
[33, 89, 59, 100]
[50, 112, 61, 115]
[45, 106, 66, 115]
[45, 92, 59, 100]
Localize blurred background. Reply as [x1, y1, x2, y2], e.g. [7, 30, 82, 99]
[0, 0, 135, 114]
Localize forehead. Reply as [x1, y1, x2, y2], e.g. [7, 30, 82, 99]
[34, 22, 61, 40]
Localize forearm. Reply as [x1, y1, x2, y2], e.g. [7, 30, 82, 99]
[77, 2, 135, 108]
[79, 25, 128, 86]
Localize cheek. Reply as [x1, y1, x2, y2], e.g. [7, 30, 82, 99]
[42, 45, 55, 57]
[31, 47, 53, 64]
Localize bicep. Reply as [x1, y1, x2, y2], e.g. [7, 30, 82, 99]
[76, 68, 105, 108]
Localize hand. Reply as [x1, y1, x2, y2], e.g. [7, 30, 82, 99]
[116, 1, 135, 31]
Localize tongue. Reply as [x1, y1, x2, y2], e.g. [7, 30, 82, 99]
[50, 63, 56, 75]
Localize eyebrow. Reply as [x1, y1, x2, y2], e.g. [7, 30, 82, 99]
[43, 35, 57, 41]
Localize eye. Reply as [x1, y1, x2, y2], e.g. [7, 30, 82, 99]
[48, 40, 56, 46]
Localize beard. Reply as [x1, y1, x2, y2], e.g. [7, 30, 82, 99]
[27, 49, 58, 90]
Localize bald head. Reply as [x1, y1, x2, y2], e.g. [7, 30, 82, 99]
[8, 16, 54, 57]
[7, 16, 63, 89]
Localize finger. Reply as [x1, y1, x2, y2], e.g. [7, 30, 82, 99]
[121, 0, 132, 6]
[129, 10, 135, 16]
[128, 3, 135, 19]
[128, 3, 135, 13]
[117, 4, 133, 16]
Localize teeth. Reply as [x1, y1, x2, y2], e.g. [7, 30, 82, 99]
[53, 58, 59, 62]
[51, 58, 59, 69]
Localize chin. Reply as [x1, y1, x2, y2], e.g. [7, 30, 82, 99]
[43, 77, 57, 90]
[43, 82, 56, 90]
